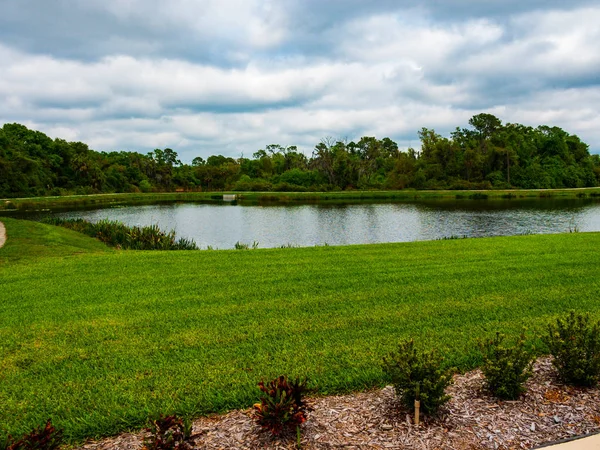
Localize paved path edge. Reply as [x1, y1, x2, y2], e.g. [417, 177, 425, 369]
[0, 221, 6, 249]
[534, 431, 600, 449]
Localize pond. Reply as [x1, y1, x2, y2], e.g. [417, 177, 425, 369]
[39, 198, 600, 249]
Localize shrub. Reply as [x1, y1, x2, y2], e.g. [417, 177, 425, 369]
[272, 182, 307, 192]
[468, 193, 489, 200]
[382, 339, 453, 416]
[2, 420, 63, 450]
[479, 331, 534, 399]
[234, 241, 259, 250]
[142, 415, 194, 450]
[139, 179, 153, 193]
[42, 218, 198, 250]
[544, 311, 600, 387]
[254, 376, 309, 436]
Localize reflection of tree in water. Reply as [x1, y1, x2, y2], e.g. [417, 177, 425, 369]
[420, 207, 588, 239]
[413, 197, 600, 213]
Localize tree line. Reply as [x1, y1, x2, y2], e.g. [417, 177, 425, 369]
[1, 113, 599, 198]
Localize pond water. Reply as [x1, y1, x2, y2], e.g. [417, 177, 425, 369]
[43, 198, 600, 249]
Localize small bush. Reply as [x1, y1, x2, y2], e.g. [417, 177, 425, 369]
[234, 241, 259, 250]
[479, 331, 534, 400]
[468, 193, 489, 200]
[254, 376, 309, 436]
[382, 339, 453, 416]
[2, 420, 63, 450]
[544, 311, 600, 387]
[142, 415, 194, 450]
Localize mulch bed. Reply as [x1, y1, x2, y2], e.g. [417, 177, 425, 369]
[78, 357, 600, 449]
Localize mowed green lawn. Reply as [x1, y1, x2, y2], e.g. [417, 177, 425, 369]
[1, 217, 599, 441]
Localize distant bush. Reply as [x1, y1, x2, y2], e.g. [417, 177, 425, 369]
[232, 175, 272, 192]
[468, 193, 489, 200]
[272, 182, 307, 192]
[42, 218, 198, 250]
[254, 376, 309, 436]
[2, 419, 63, 450]
[142, 415, 194, 450]
[270, 168, 325, 190]
[139, 180, 153, 193]
[480, 331, 534, 400]
[383, 339, 453, 416]
[544, 311, 600, 387]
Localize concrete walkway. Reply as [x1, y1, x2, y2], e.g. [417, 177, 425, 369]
[538, 433, 600, 449]
[0, 221, 5, 248]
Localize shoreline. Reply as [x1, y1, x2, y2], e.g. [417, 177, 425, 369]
[1, 187, 600, 213]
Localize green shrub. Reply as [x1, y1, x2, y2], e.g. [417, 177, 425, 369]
[2, 420, 63, 450]
[382, 339, 453, 416]
[42, 218, 198, 250]
[468, 193, 489, 200]
[479, 331, 534, 399]
[254, 376, 309, 436]
[234, 241, 259, 250]
[544, 311, 600, 387]
[139, 179, 153, 193]
[142, 415, 194, 450]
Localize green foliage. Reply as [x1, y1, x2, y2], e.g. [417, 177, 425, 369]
[479, 332, 534, 399]
[139, 179, 153, 193]
[2, 420, 63, 450]
[142, 416, 194, 450]
[234, 240, 259, 250]
[544, 311, 600, 387]
[1, 117, 599, 198]
[383, 339, 453, 415]
[254, 376, 309, 436]
[42, 218, 198, 250]
[232, 175, 272, 192]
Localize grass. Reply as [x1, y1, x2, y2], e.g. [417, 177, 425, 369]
[2, 187, 600, 212]
[0, 217, 111, 261]
[1, 217, 600, 442]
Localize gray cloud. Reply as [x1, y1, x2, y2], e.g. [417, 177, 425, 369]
[0, 1, 599, 161]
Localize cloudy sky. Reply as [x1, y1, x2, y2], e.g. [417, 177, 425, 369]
[1, 0, 599, 161]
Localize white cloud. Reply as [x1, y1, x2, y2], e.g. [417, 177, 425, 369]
[0, 3, 599, 161]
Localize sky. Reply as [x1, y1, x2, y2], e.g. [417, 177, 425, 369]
[1, 0, 599, 162]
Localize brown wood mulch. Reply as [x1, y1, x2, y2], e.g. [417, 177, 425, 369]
[78, 357, 600, 450]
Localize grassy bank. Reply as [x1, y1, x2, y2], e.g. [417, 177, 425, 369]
[2, 187, 600, 212]
[1, 218, 600, 442]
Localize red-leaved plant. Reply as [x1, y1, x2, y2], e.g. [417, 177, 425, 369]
[3, 420, 63, 450]
[254, 375, 309, 436]
[142, 415, 194, 450]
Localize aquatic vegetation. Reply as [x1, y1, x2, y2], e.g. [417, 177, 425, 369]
[42, 218, 198, 250]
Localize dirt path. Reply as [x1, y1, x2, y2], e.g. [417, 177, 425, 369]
[0, 221, 5, 248]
